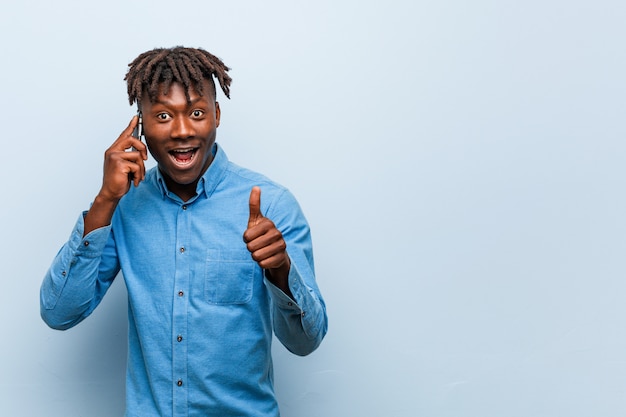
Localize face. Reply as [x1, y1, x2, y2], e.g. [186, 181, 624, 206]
[140, 80, 220, 201]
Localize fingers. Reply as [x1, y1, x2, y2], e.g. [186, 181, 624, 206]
[105, 139, 146, 181]
[98, 116, 149, 200]
[253, 251, 288, 270]
[248, 186, 262, 228]
[245, 220, 284, 250]
[126, 114, 139, 133]
[120, 115, 139, 146]
[244, 186, 287, 269]
[100, 151, 146, 199]
[243, 187, 291, 287]
[130, 160, 145, 187]
[124, 152, 145, 187]
[116, 115, 148, 179]
[246, 222, 288, 269]
[113, 115, 148, 159]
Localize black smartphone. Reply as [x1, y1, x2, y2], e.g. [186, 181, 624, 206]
[132, 110, 143, 141]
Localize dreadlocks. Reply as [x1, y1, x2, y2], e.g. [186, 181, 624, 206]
[124, 46, 232, 106]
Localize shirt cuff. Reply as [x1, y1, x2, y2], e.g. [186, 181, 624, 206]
[264, 263, 324, 341]
[264, 265, 308, 312]
[68, 211, 112, 257]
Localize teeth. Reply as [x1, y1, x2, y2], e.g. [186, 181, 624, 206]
[172, 148, 195, 153]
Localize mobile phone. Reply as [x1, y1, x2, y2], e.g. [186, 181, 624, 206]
[132, 110, 143, 141]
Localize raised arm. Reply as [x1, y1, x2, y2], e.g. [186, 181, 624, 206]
[40, 116, 147, 329]
[243, 187, 328, 355]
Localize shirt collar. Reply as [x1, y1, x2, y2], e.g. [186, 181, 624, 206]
[153, 142, 228, 202]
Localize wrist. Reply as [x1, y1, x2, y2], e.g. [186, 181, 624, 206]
[267, 257, 292, 297]
[94, 189, 122, 206]
[83, 193, 120, 236]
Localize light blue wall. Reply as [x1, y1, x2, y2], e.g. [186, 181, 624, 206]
[2, 0, 626, 415]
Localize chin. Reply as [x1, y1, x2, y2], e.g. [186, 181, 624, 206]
[172, 171, 202, 185]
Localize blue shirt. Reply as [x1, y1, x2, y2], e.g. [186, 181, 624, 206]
[40, 144, 327, 417]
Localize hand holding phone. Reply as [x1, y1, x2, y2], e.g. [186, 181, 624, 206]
[84, 114, 148, 236]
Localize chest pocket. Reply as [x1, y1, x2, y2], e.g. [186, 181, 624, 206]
[204, 249, 256, 304]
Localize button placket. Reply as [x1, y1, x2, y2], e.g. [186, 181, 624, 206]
[172, 201, 190, 411]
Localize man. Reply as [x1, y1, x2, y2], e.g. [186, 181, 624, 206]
[40, 46, 327, 416]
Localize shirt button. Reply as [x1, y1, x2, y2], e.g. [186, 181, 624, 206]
[182, 205, 187, 210]
[179, 247, 185, 253]
[287, 302, 293, 307]
[177, 379, 183, 387]
[178, 291, 184, 297]
[61, 271, 67, 277]
[177, 335, 183, 342]
[301, 311, 306, 317]
[83, 241, 89, 247]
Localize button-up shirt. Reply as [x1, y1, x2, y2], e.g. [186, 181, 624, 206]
[40, 144, 327, 417]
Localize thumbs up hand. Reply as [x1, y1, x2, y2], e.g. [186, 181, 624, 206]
[244, 187, 292, 294]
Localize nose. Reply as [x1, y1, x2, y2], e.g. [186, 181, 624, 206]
[171, 117, 195, 139]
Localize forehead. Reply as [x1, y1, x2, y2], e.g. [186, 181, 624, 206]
[143, 79, 216, 107]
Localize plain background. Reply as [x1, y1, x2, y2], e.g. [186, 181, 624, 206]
[2, 0, 626, 416]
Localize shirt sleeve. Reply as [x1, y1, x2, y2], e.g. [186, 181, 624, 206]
[40, 211, 120, 330]
[264, 189, 328, 356]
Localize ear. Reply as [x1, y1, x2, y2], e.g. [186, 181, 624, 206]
[215, 101, 221, 128]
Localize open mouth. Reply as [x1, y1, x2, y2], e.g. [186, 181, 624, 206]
[169, 148, 197, 166]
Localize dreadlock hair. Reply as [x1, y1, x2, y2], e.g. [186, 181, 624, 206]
[124, 46, 232, 106]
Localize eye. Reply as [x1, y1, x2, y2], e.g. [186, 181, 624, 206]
[191, 109, 204, 118]
[156, 113, 171, 121]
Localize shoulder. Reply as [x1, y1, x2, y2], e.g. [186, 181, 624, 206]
[225, 160, 284, 190]
[218, 156, 301, 217]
